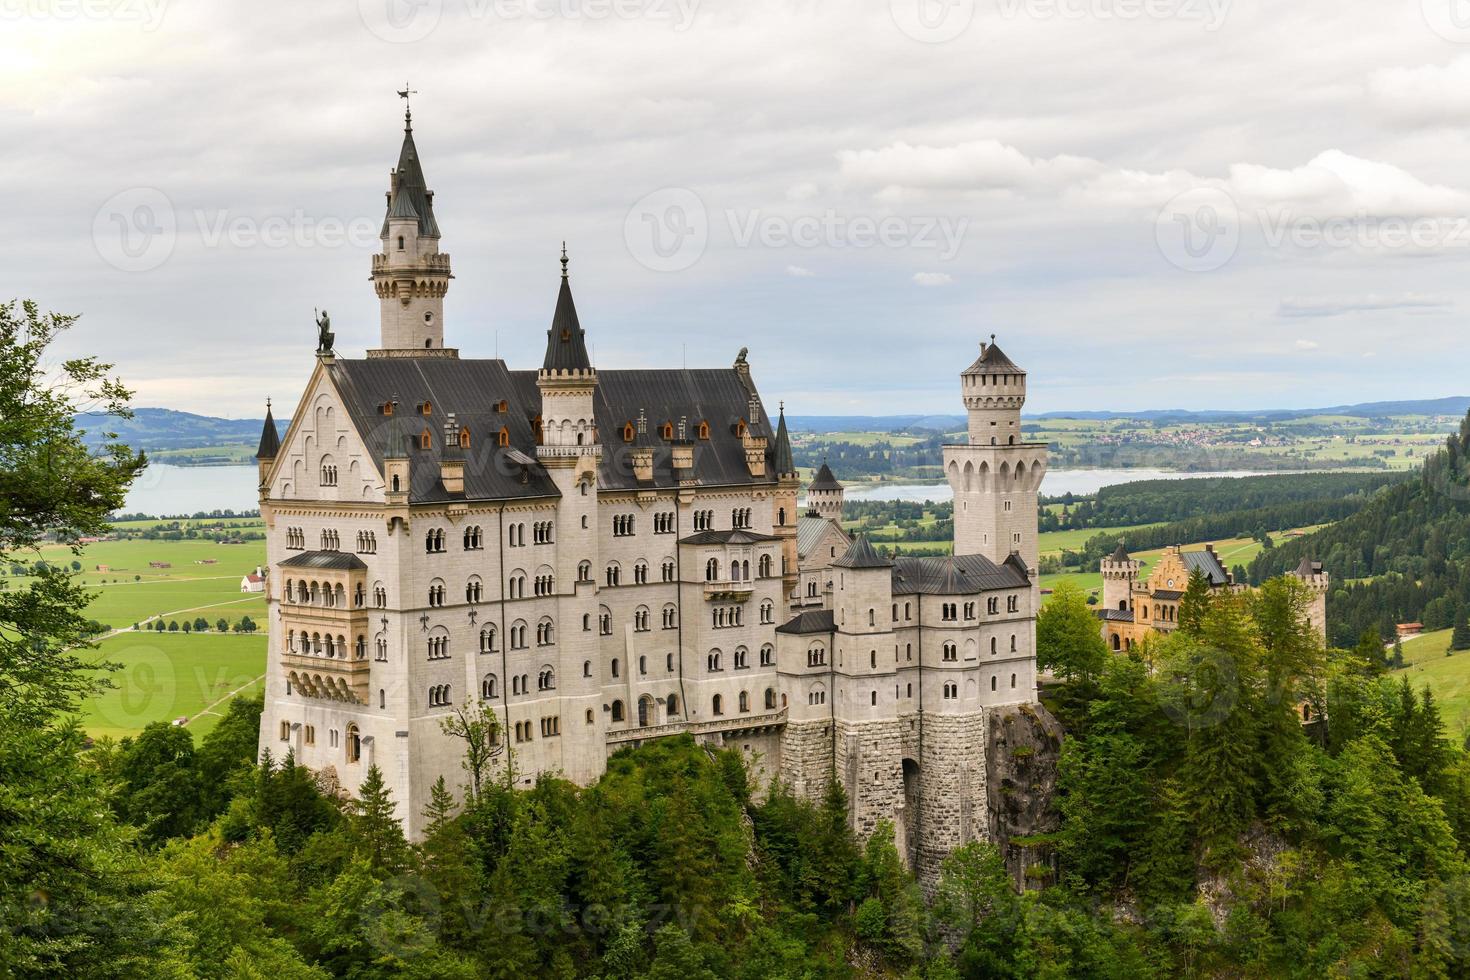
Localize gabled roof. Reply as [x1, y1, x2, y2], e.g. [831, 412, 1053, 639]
[1098, 608, 1135, 623]
[279, 551, 367, 571]
[1294, 556, 1323, 577]
[1182, 549, 1230, 587]
[962, 338, 1025, 376]
[797, 515, 849, 561]
[832, 535, 893, 570]
[776, 609, 835, 635]
[542, 251, 592, 373]
[380, 112, 441, 239]
[808, 462, 842, 491]
[255, 403, 281, 460]
[678, 528, 779, 546]
[890, 552, 1030, 595]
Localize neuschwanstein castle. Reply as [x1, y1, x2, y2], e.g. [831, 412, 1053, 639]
[254, 108, 1048, 882]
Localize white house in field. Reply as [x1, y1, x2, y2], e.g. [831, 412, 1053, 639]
[241, 569, 266, 593]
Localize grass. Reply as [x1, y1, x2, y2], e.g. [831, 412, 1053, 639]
[4, 535, 271, 740]
[78, 629, 266, 741]
[1392, 628, 1470, 736]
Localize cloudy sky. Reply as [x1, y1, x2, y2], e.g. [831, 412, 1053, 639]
[11, 0, 1470, 418]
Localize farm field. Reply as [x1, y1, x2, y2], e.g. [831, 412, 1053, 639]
[12, 532, 270, 739]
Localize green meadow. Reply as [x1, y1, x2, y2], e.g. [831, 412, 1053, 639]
[1393, 628, 1470, 737]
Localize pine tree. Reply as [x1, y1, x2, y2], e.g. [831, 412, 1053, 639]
[348, 764, 407, 873]
[421, 774, 458, 835]
[1037, 580, 1109, 686]
[1177, 568, 1213, 637]
[1451, 605, 1470, 653]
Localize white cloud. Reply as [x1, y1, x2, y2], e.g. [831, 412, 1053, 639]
[786, 265, 815, 277]
[1278, 293, 1454, 318]
[1294, 339, 1319, 350]
[1369, 57, 1470, 125]
[911, 272, 953, 286]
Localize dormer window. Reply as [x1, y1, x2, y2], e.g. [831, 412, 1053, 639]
[622, 422, 635, 443]
[735, 419, 747, 437]
[382, 402, 394, 416]
[420, 401, 432, 416]
[698, 420, 710, 440]
[420, 429, 432, 450]
[459, 428, 471, 449]
[498, 426, 510, 448]
[497, 400, 508, 413]
[661, 421, 674, 440]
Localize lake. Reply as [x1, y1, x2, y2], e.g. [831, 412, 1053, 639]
[121, 464, 1294, 517]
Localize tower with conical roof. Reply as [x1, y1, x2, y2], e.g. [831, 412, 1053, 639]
[371, 104, 454, 356]
[943, 336, 1047, 572]
[1100, 542, 1140, 614]
[807, 462, 845, 523]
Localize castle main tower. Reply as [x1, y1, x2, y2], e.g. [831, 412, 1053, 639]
[943, 337, 1048, 572]
[1100, 543, 1140, 614]
[370, 105, 454, 357]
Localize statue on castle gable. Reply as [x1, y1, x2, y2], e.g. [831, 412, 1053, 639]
[315, 309, 335, 355]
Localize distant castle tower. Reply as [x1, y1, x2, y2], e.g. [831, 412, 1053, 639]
[807, 463, 845, 522]
[371, 104, 454, 356]
[1291, 556, 1330, 643]
[943, 337, 1048, 572]
[1100, 542, 1140, 614]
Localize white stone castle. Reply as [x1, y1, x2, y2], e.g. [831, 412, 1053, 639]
[255, 109, 1047, 881]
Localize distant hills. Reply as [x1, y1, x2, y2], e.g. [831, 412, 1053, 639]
[74, 396, 1470, 451]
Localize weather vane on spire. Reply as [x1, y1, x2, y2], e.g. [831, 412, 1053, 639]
[397, 82, 418, 126]
[560, 241, 569, 279]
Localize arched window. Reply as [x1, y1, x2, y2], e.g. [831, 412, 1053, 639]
[764, 688, 776, 710]
[482, 674, 498, 699]
[420, 429, 432, 450]
[611, 700, 625, 723]
[739, 690, 750, 712]
[706, 557, 719, 581]
[498, 427, 510, 448]
[712, 693, 724, 715]
[346, 724, 361, 763]
[698, 420, 710, 440]
[667, 693, 679, 715]
[459, 427, 471, 449]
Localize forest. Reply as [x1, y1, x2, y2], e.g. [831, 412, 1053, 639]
[1253, 411, 1470, 646]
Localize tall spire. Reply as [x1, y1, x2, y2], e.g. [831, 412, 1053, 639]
[773, 402, 794, 476]
[380, 98, 439, 240]
[255, 399, 280, 460]
[542, 245, 592, 373]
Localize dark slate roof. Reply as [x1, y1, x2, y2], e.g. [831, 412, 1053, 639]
[776, 609, 835, 635]
[1153, 589, 1184, 601]
[832, 535, 893, 570]
[325, 357, 780, 502]
[256, 403, 281, 460]
[279, 551, 367, 571]
[548, 367, 777, 492]
[808, 462, 842, 491]
[679, 529, 779, 546]
[1098, 608, 1135, 622]
[772, 408, 794, 476]
[797, 515, 848, 561]
[1294, 556, 1323, 577]
[1108, 542, 1130, 563]
[961, 339, 1025, 376]
[327, 358, 560, 503]
[891, 552, 1030, 595]
[542, 257, 591, 373]
[380, 114, 441, 239]
[1183, 549, 1230, 587]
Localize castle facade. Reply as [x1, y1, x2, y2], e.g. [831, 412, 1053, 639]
[255, 110, 1046, 882]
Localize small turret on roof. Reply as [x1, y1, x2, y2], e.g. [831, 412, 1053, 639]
[1294, 556, 1324, 577]
[542, 244, 592, 373]
[961, 334, 1025, 376]
[255, 400, 280, 460]
[1108, 542, 1131, 563]
[772, 403, 795, 476]
[832, 534, 894, 570]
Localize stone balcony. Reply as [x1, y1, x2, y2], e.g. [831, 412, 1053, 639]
[604, 708, 787, 746]
[281, 649, 372, 704]
[703, 580, 755, 602]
